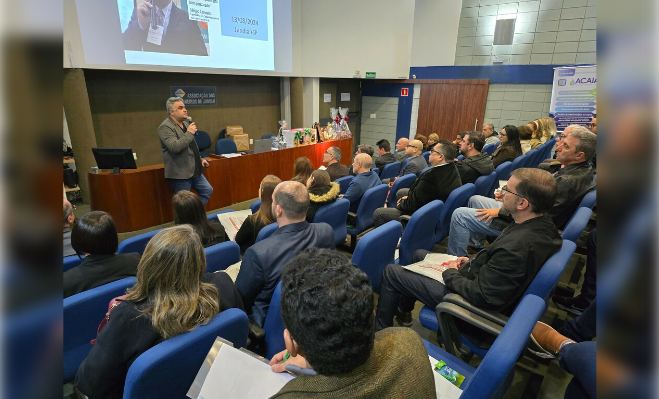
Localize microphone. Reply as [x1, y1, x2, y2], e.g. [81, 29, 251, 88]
[187, 116, 193, 123]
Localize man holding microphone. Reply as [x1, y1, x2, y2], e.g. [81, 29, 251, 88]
[159, 97, 212, 204]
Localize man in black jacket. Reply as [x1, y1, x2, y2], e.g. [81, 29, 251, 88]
[447, 125, 596, 257]
[373, 140, 462, 227]
[375, 168, 562, 332]
[374, 139, 396, 170]
[455, 131, 494, 184]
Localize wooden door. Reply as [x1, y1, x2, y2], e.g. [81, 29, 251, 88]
[416, 80, 489, 141]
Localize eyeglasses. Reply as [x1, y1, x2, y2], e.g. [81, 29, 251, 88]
[429, 149, 443, 156]
[407, 145, 419, 150]
[501, 185, 524, 200]
[588, 123, 597, 128]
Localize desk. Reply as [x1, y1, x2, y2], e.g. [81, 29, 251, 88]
[88, 138, 353, 233]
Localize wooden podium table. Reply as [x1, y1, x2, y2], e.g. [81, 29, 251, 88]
[88, 138, 353, 233]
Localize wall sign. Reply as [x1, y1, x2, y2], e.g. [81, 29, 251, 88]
[549, 66, 596, 131]
[170, 86, 217, 106]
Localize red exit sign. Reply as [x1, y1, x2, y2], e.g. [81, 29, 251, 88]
[401, 88, 409, 97]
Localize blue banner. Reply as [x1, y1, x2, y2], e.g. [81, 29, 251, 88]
[549, 66, 596, 131]
[170, 86, 217, 106]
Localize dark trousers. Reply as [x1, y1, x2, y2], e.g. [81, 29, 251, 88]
[560, 299, 596, 342]
[578, 229, 597, 303]
[560, 341, 596, 399]
[375, 249, 448, 330]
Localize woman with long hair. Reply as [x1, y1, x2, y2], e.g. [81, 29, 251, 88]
[291, 157, 314, 184]
[173, 190, 226, 247]
[542, 117, 557, 142]
[75, 225, 244, 399]
[527, 121, 542, 150]
[235, 175, 282, 253]
[491, 125, 523, 168]
[64, 211, 140, 298]
[305, 170, 339, 223]
[517, 124, 533, 154]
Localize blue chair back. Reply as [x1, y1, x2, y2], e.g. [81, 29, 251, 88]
[313, 198, 349, 246]
[64, 255, 83, 272]
[473, 171, 497, 197]
[263, 282, 285, 360]
[347, 184, 389, 236]
[577, 189, 596, 209]
[194, 131, 212, 151]
[420, 166, 432, 175]
[489, 161, 512, 196]
[524, 240, 577, 307]
[250, 199, 262, 214]
[206, 209, 234, 222]
[351, 221, 402, 292]
[523, 149, 539, 168]
[422, 151, 430, 163]
[335, 175, 354, 195]
[509, 154, 526, 173]
[434, 183, 476, 243]
[204, 241, 240, 273]
[123, 308, 249, 399]
[256, 222, 278, 243]
[370, 167, 379, 176]
[261, 133, 275, 139]
[482, 142, 498, 156]
[117, 229, 161, 255]
[380, 161, 401, 180]
[457, 154, 465, 161]
[541, 140, 555, 160]
[215, 138, 238, 155]
[562, 208, 593, 243]
[387, 174, 416, 208]
[397, 200, 443, 266]
[63, 277, 137, 382]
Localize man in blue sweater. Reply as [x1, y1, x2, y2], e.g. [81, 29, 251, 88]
[341, 153, 382, 225]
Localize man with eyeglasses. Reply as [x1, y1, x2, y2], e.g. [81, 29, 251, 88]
[381, 139, 428, 184]
[375, 168, 562, 341]
[373, 140, 461, 227]
[447, 125, 596, 257]
[322, 146, 349, 182]
[588, 114, 596, 134]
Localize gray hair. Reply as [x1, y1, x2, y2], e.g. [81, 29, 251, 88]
[565, 125, 597, 161]
[357, 144, 374, 157]
[328, 146, 342, 162]
[166, 97, 184, 112]
[274, 181, 310, 221]
[63, 200, 73, 225]
[484, 123, 494, 131]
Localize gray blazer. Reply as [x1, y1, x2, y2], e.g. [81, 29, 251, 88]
[398, 155, 428, 178]
[158, 117, 201, 179]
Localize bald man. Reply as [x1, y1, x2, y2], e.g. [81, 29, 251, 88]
[341, 153, 382, 224]
[394, 137, 409, 162]
[235, 181, 335, 327]
[382, 139, 428, 184]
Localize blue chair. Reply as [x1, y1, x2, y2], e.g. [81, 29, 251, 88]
[313, 198, 349, 246]
[123, 308, 249, 399]
[482, 142, 498, 156]
[204, 241, 240, 273]
[263, 282, 285, 360]
[541, 140, 555, 161]
[386, 174, 416, 208]
[423, 295, 545, 399]
[215, 138, 237, 155]
[523, 148, 539, 168]
[380, 161, 401, 180]
[117, 229, 161, 255]
[371, 167, 379, 176]
[422, 151, 430, 164]
[509, 154, 526, 174]
[206, 209, 234, 222]
[347, 184, 389, 251]
[63, 277, 137, 383]
[64, 255, 83, 272]
[256, 222, 278, 243]
[351, 221, 402, 292]
[420, 166, 432, 175]
[261, 133, 275, 140]
[562, 207, 593, 243]
[473, 171, 497, 198]
[577, 189, 596, 209]
[396, 200, 443, 266]
[457, 154, 465, 161]
[250, 199, 262, 214]
[488, 161, 512, 197]
[335, 175, 354, 195]
[434, 183, 476, 244]
[195, 131, 212, 157]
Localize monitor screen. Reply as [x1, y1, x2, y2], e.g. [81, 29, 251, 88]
[92, 148, 137, 173]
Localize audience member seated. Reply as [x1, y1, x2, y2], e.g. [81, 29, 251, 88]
[348, 144, 375, 176]
[75, 225, 244, 399]
[63, 211, 140, 298]
[375, 168, 562, 349]
[455, 130, 494, 184]
[341, 153, 381, 225]
[447, 126, 596, 257]
[491, 124, 523, 168]
[173, 190, 226, 247]
[528, 120, 542, 149]
[393, 137, 409, 162]
[305, 170, 339, 223]
[235, 175, 282, 253]
[322, 146, 349, 182]
[452, 132, 464, 150]
[518, 124, 533, 154]
[483, 123, 499, 146]
[291, 157, 314, 184]
[381, 139, 427, 184]
[414, 134, 428, 151]
[374, 139, 396, 170]
[373, 140, 461, 227]
[543, 116, 558, 141]
[424, 133, 439, 152]
[269, 248, 436, 398]
[236, 181, 335, 327]
[63, 198, 76, 257]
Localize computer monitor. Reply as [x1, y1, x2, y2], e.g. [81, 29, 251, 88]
[92, 148, 137, 174]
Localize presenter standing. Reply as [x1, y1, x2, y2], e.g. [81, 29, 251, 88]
[159, 97, 212, 204]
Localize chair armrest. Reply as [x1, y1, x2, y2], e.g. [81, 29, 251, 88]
[441, 293, 510, 327]
[435, 302, 504, 356]
[398, 215, 411, 222]
[248, 320, 265, 341]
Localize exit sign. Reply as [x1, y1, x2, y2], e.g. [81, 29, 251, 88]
[401, 88, 409, 96]
[365, 72, 376, 79]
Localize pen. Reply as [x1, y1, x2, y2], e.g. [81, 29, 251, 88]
[281, 350, 290, 364]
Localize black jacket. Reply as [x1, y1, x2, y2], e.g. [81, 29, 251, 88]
[235, 214, 269, 254]
[325, 163, 349, 182]
[397, 163, 462, 215]
[63, 253, 140, 298]
[306, 182, 340, 222]
[455, 153, 495, 184]
[375, 153, 396, 170]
